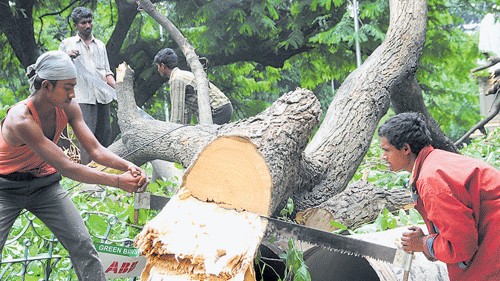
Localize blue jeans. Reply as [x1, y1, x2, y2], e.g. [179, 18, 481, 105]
[0, 173, 105, 281]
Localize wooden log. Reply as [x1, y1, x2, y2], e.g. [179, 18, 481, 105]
[134, 131, 322, 279]
[135, 188, 268, 280]
[297, 181, 413, 231]
[181, 136, 272, 215]
[133, 90, 321, 279]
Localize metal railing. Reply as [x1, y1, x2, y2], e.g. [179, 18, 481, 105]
[0, 210, 139, 281]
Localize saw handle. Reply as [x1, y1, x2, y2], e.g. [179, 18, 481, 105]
[402, 252, 414, 281]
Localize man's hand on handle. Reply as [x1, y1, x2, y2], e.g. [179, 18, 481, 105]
[401, 226, 426, 253]
[116, 165, 149, 193]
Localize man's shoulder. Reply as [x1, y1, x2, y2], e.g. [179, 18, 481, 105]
[171, 68, 194, 80]
[80, 34, 106, 49]
[428, 148, 467, 162]
[7, 101, 29, 117]
[92, 37, 106, 46]
[61, 35, 79, 43]
[61, 100, 82, 120]
[4, 101, 35, 130]
[59, 36, 79, 49]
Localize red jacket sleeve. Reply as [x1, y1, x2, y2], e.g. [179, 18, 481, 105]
[420, 178, 478, 264]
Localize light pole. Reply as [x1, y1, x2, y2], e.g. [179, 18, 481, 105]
[352, 0, 362, 67]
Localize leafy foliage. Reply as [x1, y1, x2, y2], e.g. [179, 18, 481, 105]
[459, 127, 500, 168]
[1, 173, 178, 280]
[281, 239, 312, 281]
[0, 0, 496, 139]
[0, 34, 27, 118]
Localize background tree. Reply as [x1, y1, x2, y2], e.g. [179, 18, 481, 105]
[1, 1, 499, 279]
[1, 0, 496, 138]
[0, 0, 498, 225]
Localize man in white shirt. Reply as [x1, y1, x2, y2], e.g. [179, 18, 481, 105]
[60, 7, 116, 164]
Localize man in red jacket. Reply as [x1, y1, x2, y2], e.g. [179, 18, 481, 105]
[378, 112, 500, 280]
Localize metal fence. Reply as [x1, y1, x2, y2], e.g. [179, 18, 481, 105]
[0, 210, 139, 281]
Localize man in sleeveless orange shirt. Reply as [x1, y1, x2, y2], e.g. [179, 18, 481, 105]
[0, 51, 148, 281]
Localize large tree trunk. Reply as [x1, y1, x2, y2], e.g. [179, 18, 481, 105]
[0, 0, 39, 68]
[293, 0, 430, 212]
[113, 1, 452, 279]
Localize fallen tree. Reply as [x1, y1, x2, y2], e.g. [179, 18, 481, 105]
[115, 0, 451, 219]
[116, 62, 445, 279]
[111, 0, 452, 279]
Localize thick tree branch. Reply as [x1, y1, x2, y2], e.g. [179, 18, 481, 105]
[137, 0, 213, 124]
[294, 0, 429, 212]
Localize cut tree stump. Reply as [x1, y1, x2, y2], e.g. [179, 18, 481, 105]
[181, 136, 272, 215]
[135, 188, 267, 280]
[135, 135, 304, 280]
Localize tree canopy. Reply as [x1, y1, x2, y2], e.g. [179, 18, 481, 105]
[0, 0, 498, 139]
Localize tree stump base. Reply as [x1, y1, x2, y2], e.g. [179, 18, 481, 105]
[135, 188, 268, 280]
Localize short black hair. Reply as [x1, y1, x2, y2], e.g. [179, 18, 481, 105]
[71, 7, 93, 25]
[154, 48, 178, 69]
[378, 112, 432, 155]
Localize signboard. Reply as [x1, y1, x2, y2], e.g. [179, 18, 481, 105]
[95, 242, 146, 279]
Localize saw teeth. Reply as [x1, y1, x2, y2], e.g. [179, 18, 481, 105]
[264, 231, 364, 258]
[263, 216, 411, 270]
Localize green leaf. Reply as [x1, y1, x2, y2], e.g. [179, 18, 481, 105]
[399, 209, 409, 226]
[239, 23, 254, 36]
[279, 198, 294, 218]
[374, 208, 397, 231]
[329, 220, 348, 231]
[294, 264, 312, 281]
[409, 208, 424, 225]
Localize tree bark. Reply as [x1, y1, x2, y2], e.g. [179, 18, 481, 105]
[0, 0, 39, 68]
[297, 181, 413, 232]
[292, 0, 431, 212]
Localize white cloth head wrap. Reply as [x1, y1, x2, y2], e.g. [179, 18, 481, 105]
[26, 50, 77, 94]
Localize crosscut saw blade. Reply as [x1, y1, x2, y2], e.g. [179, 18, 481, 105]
[73, 57, 117, 100]
[262, 216, 413, 271]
